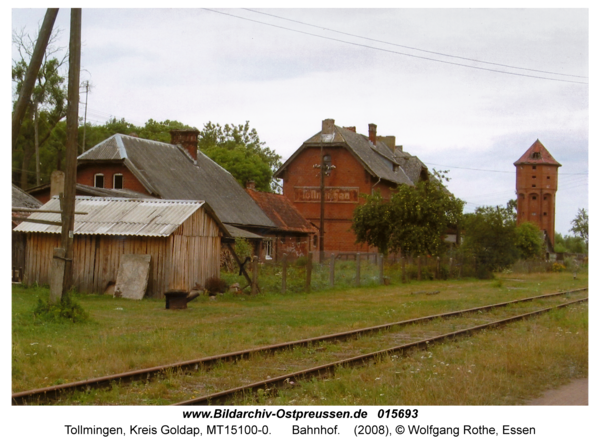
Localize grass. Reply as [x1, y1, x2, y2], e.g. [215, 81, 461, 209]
[12, 270, 587, 403]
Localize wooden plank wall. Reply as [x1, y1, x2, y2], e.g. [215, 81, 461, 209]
[23, 207, 222, 298]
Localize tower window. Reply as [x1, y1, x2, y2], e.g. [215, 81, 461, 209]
[532, 196, 537, 200]
[532, 184, 536, 188]
[94, 173, 104, 188]
[547, 176, 550, 179]
[532, 166, 537, 170]
[532, 176, 536, 179]
[543, 212, 547, 216]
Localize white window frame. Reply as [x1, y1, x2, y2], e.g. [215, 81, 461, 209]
[113, 173, 123, 189]
[94, 173, 104, 188]
[264, 239, 273, 260]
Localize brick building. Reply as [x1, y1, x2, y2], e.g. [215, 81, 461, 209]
[74, 130, 275, 236]
[245, 182, 317, 261]
[514, 139, 561, 247]
[275, 119, 429, 255]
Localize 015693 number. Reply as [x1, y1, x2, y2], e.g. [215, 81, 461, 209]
[377, 409, 418, 419]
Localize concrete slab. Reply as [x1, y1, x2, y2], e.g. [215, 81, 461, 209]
[114, 254, 151, 300]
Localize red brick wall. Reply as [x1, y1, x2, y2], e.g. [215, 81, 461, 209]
[515, 164, 558, 246]
[281, 146, 394, 253]
[77, 163, 149, 194]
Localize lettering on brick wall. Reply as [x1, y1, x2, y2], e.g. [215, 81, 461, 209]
[294, 187, 359, 203]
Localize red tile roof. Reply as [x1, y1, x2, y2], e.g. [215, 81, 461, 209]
[514, 140, 561, 166]
[245, 189, 316, 234]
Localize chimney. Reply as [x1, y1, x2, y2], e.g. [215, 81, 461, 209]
[344, 126, 356, 133]
[322, 119, 335, 134]
[246, 180, 256, 191]
[368, 123, 377, 145]
[50, 170, 65, 197]
[170, 129, 200, 160]
[378, 136, 396, 152]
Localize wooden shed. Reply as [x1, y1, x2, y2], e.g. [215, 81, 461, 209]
[13, 197, 230, 298]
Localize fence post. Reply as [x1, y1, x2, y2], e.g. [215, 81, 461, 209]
[251, 255, 259, 296]
[449, 257, 453, 278]
[355, 252, 361, 287]
[401, 256, 406, 283]
[329, 253, 335, 287]
[305, 251, 313, 293]
[436, 256, 440, 280]
[379, 254, 384, 285]
[282, 253, 287, 294]
[417, 256, 422, 280]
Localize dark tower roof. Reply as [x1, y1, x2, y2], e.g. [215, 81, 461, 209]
[514, 140, 562, 166]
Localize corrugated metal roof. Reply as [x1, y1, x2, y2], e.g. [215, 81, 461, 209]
[78, 134, 276, 228]
[13, 197, 214, 237]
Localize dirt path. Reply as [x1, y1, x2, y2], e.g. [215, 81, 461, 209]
[525, 378, 588, 405]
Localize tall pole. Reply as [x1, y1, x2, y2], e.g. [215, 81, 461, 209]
[319, 150, 325, 264]
[61, 8, 81, 295]
[12, 8, 59, 151]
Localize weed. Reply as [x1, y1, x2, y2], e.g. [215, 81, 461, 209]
[33, 294, 89, 324]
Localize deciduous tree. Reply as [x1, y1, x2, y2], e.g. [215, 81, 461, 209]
[198, 121, 282, 192]
[352, 172, 464, 256]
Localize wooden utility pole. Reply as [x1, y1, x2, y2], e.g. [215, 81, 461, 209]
[60, 8, 82, 295]
[12, 8, 59, 151]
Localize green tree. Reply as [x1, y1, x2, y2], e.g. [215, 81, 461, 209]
[570, 208, 588, 250]
[198, 121, 282, 192]
[515, 222, 544, 259]
[461, 205, 519, 277]
[12, 28, 67, 189]
[352, 172, 464, 256]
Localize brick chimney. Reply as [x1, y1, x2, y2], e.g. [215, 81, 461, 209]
[344, 126, 356, 133]
[170, 129, 200, 160]
[322, 119, 335, 134]
[368, 123, 377, 145]
[378, 135, 396, 152]
[50, 170, 65, 197]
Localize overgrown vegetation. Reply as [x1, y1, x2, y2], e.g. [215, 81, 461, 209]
[32, 293, 89, 323]
[12, 271, 587, 398]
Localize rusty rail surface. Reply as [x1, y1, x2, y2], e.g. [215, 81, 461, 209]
[12, 288, 587, 405]
[175, 297, 589, 405]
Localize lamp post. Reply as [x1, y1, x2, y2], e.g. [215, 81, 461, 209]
[313, 152, 335, 263]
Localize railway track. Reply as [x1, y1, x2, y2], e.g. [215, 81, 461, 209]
[12, 288, 588, 405]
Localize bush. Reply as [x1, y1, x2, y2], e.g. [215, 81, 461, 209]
[552, 262, 566, 273]
[33, 294, 89, 323]
[205, 276, 228, 295]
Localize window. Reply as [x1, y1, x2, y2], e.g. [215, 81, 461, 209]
[532, 195, 537, 200]
[113, 174, 123, 189]
[264, 239, 273, 260]
[532, 166, 537, 170]
[532, 176, 536, 179]
[94, 174, 104, 188]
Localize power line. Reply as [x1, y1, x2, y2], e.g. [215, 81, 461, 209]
[424, 161, 587, 176]
[244, 8, 587, 80]
[203, 8, 588, 85]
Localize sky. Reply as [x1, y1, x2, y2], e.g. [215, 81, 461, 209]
[8, 5, 590, 236]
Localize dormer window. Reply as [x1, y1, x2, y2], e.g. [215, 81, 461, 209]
[531, 152, 541, 159]
[94, 173, 104, 188]
[113, 174, 123, 189]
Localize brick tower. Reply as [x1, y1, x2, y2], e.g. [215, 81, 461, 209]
[514, 140, 561, 247]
